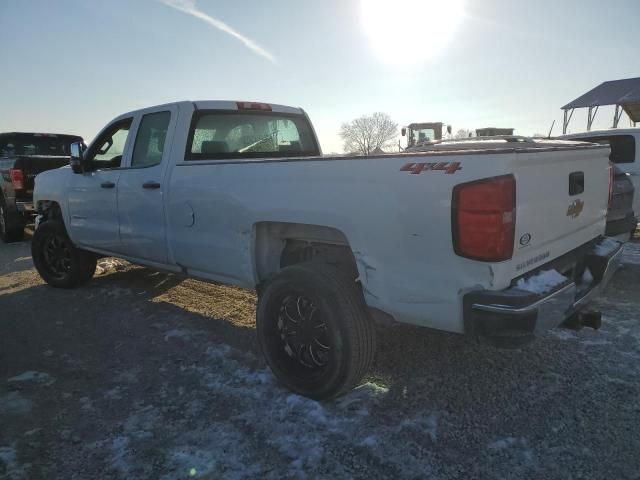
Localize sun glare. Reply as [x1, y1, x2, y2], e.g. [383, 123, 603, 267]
[361, 0, 465, 66]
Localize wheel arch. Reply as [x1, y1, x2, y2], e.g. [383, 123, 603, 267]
[253, 222, 357, 283]
[36, 200, 68, 229]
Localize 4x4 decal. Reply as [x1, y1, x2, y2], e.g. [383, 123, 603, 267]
[400, 162, 462, 174]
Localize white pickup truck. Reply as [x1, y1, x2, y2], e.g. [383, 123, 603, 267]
[32, 100, 623, 399]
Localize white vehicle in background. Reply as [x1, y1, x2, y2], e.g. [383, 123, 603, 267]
[559, 128, 639, 232]
[31, 100, 622, 399]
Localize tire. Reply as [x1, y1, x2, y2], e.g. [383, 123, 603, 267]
[257, 262, 376, 400]
[0, 197, 25, 243]
[31, 220, 97, 288]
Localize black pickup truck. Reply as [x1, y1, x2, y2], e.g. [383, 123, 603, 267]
[0, 132, 83, 242]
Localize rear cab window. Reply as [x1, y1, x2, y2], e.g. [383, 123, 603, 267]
[186, 110, 320, 160]
[570, 135, 636, 164]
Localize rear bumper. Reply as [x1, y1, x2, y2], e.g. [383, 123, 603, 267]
[15, 201, 36, 215]
[463, 238, 623, 347]
[605, 213, 637, 237]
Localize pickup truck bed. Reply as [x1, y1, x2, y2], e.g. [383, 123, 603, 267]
[31, 101, 621, 399]
[1, 132, 81, 242]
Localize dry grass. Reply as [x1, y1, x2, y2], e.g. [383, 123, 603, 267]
[153, 278, 257, 328]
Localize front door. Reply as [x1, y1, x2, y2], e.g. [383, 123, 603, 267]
[67, 118, 133, 251]
[116, 108, 175, 263]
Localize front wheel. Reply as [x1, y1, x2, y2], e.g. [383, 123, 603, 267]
[257, 263, 376, 400]
[31, 221, 97, 288]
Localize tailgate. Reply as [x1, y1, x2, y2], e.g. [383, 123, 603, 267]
[13, 156, 70, 193]
[509, 144, 610, 277]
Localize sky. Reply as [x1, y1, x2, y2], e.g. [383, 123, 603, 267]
[0, 0, 638, 153]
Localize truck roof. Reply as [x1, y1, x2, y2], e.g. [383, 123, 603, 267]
[559, 127, 640, 138]
[0, 132, 82, 139]
[114, 100, 305, 119]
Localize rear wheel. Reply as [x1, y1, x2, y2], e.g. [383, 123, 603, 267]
[31, 221, 97, 288]
[257, 263, 376, 400]
[0, 198, 25, 243]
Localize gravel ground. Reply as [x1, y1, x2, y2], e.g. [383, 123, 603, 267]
[1, 234, 640, 479]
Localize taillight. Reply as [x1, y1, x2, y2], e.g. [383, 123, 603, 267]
[9, 168, 25, 190]
[608, 163, 614, 207]
[452, 174, 516, 261]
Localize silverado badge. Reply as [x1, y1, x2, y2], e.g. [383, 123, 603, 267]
[566, 199, 584, 219]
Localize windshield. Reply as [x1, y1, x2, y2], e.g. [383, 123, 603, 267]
[0, 133, 82, 157]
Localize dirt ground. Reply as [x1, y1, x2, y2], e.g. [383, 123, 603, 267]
[1, 234, 640, 479]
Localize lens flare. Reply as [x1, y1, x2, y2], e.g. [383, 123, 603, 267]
[361, 0, 465, 66]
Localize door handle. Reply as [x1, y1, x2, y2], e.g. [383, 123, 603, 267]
[101, 181, 115, 189]
[142, 181, 161, 189]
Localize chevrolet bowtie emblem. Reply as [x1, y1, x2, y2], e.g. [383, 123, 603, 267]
[567, 199, 584, 218]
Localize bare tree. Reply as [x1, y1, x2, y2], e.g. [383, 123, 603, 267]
[454, 129, 474, 139]
[340, 112, 398, 155]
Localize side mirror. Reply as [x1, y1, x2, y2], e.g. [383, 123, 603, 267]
[70, 142, 86, 174]
[446, 125, 452, 135]
[401, 127, 406, 137]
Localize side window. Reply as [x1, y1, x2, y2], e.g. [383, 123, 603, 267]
[131, 111, 171, 168]
[87, 118, 133, 169]
[187, 111, 320, 160]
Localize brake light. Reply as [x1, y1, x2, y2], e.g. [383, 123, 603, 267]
[452, 175, 516, 261]
[9, 168, 25, 190]
[236, 101, 272, 111]
[608, 163, 614, 207]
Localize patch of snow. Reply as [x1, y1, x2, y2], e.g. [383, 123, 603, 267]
[581, 267, 593, 285]
[103, 286, 134, 298]
[0, 391, 33, 415]
[164, 328, 194, 341]
[79, 396, 95, 412]
[604, 375, 634, 386]
[159, 341, 440, 478]
[104, 386, 124, 400]
[8, 371, 53, 384]
[359, 435, 378, 447]
[108, 436, 131, 475]
[399, 414, 438, 441]
[581, 339, 612, 346]
[123, 406, 160, 440]
[0, 444, 23, 479]
[548, 329, 577, 341]
[516, 269, 567, 294]
[593, 237, 622, 256]
[95, 258, 128, 275]
[488, 436, 522, 450]
[622, 242, 640, 265]
[114, 368, 140, 384]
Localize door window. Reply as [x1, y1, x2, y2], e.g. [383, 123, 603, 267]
[131, 111, 171, 168]
[86, 118, 133, 169]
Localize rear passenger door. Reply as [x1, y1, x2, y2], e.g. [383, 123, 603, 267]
[116, 106, 177, 264]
